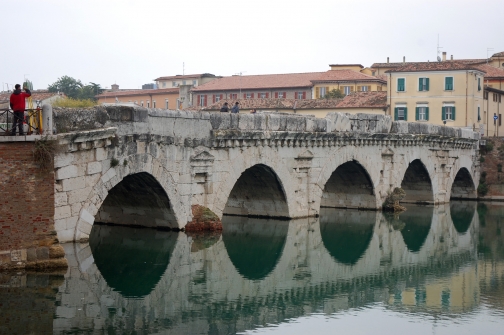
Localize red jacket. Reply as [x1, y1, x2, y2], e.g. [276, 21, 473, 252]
[10, 89, 31, 111]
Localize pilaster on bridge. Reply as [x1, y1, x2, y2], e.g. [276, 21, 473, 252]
[51, 106, 481, 242]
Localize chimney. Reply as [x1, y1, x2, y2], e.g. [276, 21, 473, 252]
[111, 84, 119, 92]
[403, 56, 405, 64]
[387, 57, 389, 63]
[451, 55, 453, 60]
[442, 52, 446, 61]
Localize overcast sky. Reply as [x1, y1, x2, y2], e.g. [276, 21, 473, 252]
[1, 0, 502, 91]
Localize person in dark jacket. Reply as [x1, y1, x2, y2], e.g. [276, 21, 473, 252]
[9, 84, 31, 135]
[231, 102, 240, 113]
[220, 102, 229, 113]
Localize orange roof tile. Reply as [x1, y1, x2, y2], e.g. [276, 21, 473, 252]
[154, 73, 219, 81]
[336, 91, 387, 108]
[96, 88, 179, 98]
[202, 98, 343, 111]
[191, 72, 324, 92]
[474, 64, 504, 79]
[0, 90, 64, 105]
[385, 61, 485, 73]
[492, 51, 504, 57]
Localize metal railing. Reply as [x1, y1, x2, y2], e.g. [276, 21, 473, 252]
[0, 108, 44, 135]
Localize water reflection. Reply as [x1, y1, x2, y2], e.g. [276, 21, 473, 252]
[451, 200, 477, 234]
[394, 205, 433, 252]
[319, 208, 375, 265]
[222, 216, 289, 280]
[89, 224, 178, 298]
[2, 203, 500, 334]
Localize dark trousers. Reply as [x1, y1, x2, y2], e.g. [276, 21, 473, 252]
[11, 111, 24, 135]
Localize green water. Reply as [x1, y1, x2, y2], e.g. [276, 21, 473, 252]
[2, 201, 504, 334]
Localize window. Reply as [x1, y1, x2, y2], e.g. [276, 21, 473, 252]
[246, 93, 253, 99]
[165, 99, 169, 109]
[484, 91, 488, 100]
[320, 87, 327, 97]
[397, 78, 405, 92]
[478, 106, 481, 121]
[478, 77, 481, 91]
[494, 93, 498, 102]
[372, 71, 376, 76]
[230, 93, 237, 99]
[172, 81, 177, 87]
[360, 86, 369, 92]
[445, 77, 454, 90]
[162, 82, 166, 88]
[501, 114, 502, 126]
[296, 91, 306, 99]
[214, 94, 221, 102]
[343, 86, 352, 95]
[193, 80, 197, 85]
[442, 105, 455, 121]
[275, 92, 285, 98]
[199, 95, 207, 106]
[259, 92, 269, 98]
[182, 81, 186, 85]
[377, 86, 382, 91]
[418, 77, 429, 91]
[147, 101, 150, 108]
[141, 100, 144, 107]
[416, 105, 429, 121]
[153, 101, 156, 108]
[394, 106, 407, 121]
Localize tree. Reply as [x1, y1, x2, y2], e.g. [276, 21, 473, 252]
[48, 76, 83, 99]
[322, 89, 345, 99]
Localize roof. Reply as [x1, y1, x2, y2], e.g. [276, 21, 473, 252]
[153, 73, 218, 81]
[328, 64, 364, 68]
[202, 98, 343, 111]
[96, 88, 179, 98]
[336, 91, 387, 108]
[191, 72, 324, 92]
[371, 62, 404, 69]
[202, 91, 387, 111]
[474, 64, 504, 79]
[485, 86, 504, 95]
[311, 70, 386, 83]
[492, 51, 504, 57]
[0, 90, 64, 105]
[385, 61, 485, 73]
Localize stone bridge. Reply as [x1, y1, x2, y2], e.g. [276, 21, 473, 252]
[52, 106, 481, 242]
[53, 203, 479, 334]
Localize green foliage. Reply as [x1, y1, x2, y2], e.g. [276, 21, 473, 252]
[481, 171, 487, 179]
[48, 76, 103, 100]
[322, 89, 345, 99]
[477, 203, 488, 227]
[498, 164, 502, 172]
[110, 158, 119, 168]
[486, 140, 494, 152]
[51, 97, 97, 108]
[480, 156, 485, 163]
[33, 136, 61, 172]
[123, 159, 128, 166]
[478, 183, 488, 197]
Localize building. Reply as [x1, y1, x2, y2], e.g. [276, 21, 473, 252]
[312, 65, 387, 98]
[96, 87, 180, 109]
[386, 61, 485, 129]
[483, 87, 504, 137]
[201, 91, 387, 118]
[153, 73, 220, 89]
[191, 72, 321, 107]
[0, 90, 64, 109]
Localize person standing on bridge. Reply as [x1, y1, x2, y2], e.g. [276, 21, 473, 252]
[220, 102, 230, 113]
[231, 102, 240, 114]
[9, 84, 31, 136]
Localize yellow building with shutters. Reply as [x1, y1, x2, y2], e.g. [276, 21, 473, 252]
[312, 65, 387, 99]
[386, 62, 485, 130]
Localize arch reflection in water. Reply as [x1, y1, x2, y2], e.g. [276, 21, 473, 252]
[392, 205, 434, 252]
[319, 208, 376, 265]
[89, 224, 178, 298]
[450, 201, 477, 234]
[222, 216, 289, 280]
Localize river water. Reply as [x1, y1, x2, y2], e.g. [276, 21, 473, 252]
[1, 201, 504, 334]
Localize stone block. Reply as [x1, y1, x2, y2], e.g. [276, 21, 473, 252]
[55, 205, 72, 220]
[26, 248, 37, 262]
[55, 192, 68, 206]
[62, 176, 86, 192]
[54, 153, 74, 168]
[77, 219, 93, 235]
[210, 113, 231, 130]
[306, 117, 328, 132]
[285, 115, 306, 132]
[80, 208, 95, 224]
[326, 113, 351, 132]
[57, 229, 75, 243]
[55, 165, 78, 180]
[390, 121, 408, 133]
[101, 168, 116, 183]
[95, 147, 107, 161]
[85, 174, 101, 188]
[68, 187, 92, 205]
[36, 247, 50, 260]
[87, 162, 102, 175]
[238, 114, 255, 131]
[54, 218, 67, 231]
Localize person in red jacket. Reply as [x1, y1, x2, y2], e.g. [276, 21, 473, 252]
[9, 84, 31, 135]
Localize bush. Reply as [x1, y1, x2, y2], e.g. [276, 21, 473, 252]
[480, 156, 485, 163]
[478, 183, 488, 197]
[481, 171, 487, 179]
[486, 141, 494, 152]
[110, 158, 119, 168]
[51, 97, 97, 108]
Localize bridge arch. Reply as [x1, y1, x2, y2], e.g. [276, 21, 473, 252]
[212, 147, 297, 218]
[400, 159, 434, 204]
[74, 153, 184, 241]
[447, 155, 478, 200]
[315, 149, 381, 211]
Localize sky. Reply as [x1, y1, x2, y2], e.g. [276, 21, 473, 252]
[1, 0, 502, 91]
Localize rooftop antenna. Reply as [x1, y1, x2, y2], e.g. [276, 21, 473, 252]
[487, 48, 494, 63]
[437, 34, 443, 62]
[235, 71, 246, 96]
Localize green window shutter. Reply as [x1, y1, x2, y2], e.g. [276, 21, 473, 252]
[442, 107, 446, 120]
[478, 78, 481, 91]
[394, 107, 398, 120]
[445, 78, 448, 90]
[415, 107, 419, 120]
[398, 78, 405, 91]
[452, 107, 456, 120]
[404, 107, 408, 121]
[426, 107, 429, 121]
[419, 78, 423, 91]
[445, 77, 453, 90]
[426, 78, 430, 91]
[478, 106, 481, 121]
